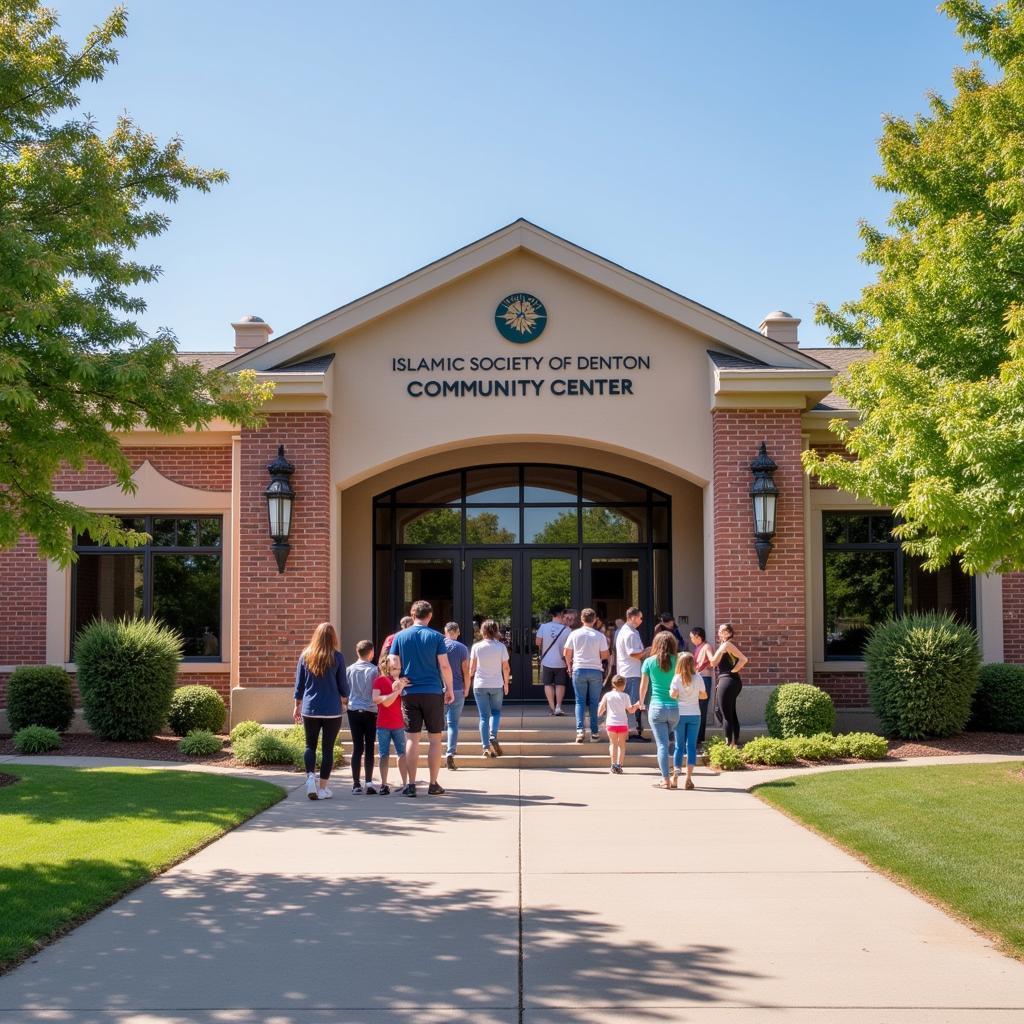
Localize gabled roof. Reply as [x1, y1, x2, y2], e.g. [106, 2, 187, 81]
[222, 219, 831, 373]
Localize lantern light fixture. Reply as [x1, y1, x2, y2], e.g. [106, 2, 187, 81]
[265, 445, 295, 573]
[750, 441, 779, 571]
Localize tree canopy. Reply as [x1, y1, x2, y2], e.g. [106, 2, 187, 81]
[0, 2, 270, 566]
[803, 0, 1024, 574]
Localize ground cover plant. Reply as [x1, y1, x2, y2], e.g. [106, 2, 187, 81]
[12, 726, 60, 754]
[707, 732, 889, 770]
[178, 730, 222, 756]
[0, 765, 282, 971]
[755, 761, 1024, 957]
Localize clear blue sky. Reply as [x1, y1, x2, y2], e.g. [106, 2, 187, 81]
[53, 1, 969, 351]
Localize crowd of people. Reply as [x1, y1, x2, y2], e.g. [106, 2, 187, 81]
[291, 600, 748, 798]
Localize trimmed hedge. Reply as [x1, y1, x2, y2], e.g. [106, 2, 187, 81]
[75, 617, 182, 741]
[167, 685, 226, 736]
[6, 666, 74, 733]
[178, 730, 223, 756]
[229, 720, 264, 744]
[741, 736, 798, 766]
[233, 729, 297, 766]
[708, 743, 745, 770]
[864, 612, 980, 739]
[13, 725, 61, 754]
[765, 683, 836, 738]
[788, 733, 842, 761]
[969, 663, 1024, 733]
[833, 732, 888, 759]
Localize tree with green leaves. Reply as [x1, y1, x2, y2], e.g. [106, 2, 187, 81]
[0, 2, 270, 567]
[803, 0, 1024, 574]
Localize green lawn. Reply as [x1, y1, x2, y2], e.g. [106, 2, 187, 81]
[756, 762, 1024, 958]
[0, 765, 284, 971]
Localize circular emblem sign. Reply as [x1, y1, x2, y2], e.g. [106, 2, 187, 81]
[495, 292, 548, 343]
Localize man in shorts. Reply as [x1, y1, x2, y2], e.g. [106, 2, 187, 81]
[615, 606, 649, 741]
[535, 605, 569, 715]
[389, 600, 453, 797]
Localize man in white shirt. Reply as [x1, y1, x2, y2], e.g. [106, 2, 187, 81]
[535, 605, 569, 716]
[563, 607, 610, 743]
[615, 606, 649, 742]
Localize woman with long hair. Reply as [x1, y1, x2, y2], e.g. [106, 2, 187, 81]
[293, 622, 349, 800]
[638, 631, 680, 789]
[707, 623, 748, 747]
[670, 652, 708, 789]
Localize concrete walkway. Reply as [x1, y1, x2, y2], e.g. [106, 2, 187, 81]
[0, 754, 1022, 1023]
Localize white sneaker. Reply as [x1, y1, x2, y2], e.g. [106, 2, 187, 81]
[317, 786, 333, 799]
[305, 773, 318, 801]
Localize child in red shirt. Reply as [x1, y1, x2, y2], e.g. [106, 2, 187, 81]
[373, 658, 408, 795]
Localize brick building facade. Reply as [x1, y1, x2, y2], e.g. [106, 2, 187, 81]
[0, 222, 1013, 730]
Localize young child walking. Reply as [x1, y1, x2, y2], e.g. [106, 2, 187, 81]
[598, 676, 640, 774]
[345, 640, 380, 794]
[372, 645, 408, 795]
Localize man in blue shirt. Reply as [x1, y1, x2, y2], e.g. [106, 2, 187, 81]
[388, 599, 454, 797]
[442, 621, 470, 772]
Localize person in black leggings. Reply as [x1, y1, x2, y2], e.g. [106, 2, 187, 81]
[708, 622, 748, 747]
[345, 640, 380, 794]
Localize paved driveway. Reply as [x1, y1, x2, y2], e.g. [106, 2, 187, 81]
[0, 755, 1022, 1022]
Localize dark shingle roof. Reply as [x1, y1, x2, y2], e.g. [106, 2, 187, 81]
[176, 351, 236, 371]
[706, 349, 769, 370]
[802, 347, 868, 412]
[271, 354, 336, 372]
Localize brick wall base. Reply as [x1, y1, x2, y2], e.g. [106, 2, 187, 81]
[813, 672, 869, 708]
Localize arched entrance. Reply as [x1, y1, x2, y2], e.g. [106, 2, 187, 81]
[374, 464, 671, 700]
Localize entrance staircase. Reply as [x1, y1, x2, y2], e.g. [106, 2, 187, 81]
[332, 705, 766, 769]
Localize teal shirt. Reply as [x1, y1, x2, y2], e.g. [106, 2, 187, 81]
[642, 653, 678, 706]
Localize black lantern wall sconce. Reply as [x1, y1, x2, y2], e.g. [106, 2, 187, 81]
[265, 445, 295, 573]
[750, 442, 779, 571]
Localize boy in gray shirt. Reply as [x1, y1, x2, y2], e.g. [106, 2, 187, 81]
[346, 640, 380, 794]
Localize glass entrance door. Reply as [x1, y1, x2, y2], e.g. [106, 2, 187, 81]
[525, 551, 577, 691]
[583, 552, 645, 630]
[394, 552, 457, 635]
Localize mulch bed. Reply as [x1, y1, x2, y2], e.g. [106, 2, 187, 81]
[888, 731, 1024, 759]
[0, 773, 19, 788]
[0, 733, 256, 770]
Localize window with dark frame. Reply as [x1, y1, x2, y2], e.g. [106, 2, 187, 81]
[72, 516, 223, 660]
[822, 510, 973, 660]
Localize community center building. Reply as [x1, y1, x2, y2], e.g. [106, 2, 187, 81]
[0, 220, 1015, 729]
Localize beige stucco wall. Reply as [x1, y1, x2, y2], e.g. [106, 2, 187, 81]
[319, 250, 715, 491]
[337, 442, 705, 657]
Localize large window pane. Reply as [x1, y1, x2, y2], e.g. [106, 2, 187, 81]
[398, 507, 462, 545]
[589, 557, 640, 626]
[199, 518, 222, 547]
[469, 557, 513, 645]
[582, 506, 645, 543]
[651, 505, 669, 544]
[582, 472, 646, 504]
[152, 518, 177, 546]
[395, 472, 461, 504]
[375, 548, 393, 646]
[524, 466, 578, 502]
[152, 554, 221, 657]
[375, 506, 393, 544]
[402, 558, 454, 627]
[466, 467, 519, 503]
[466, 507, 519, 544]
[653, 548, 671, 622]
[904, 555, 973, 623]
[824, 550, 897, 658]
[524, 506, 578, 543]
[73, 554, 144, 645]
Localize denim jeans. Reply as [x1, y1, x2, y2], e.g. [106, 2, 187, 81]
[675, 713, 701, 768]
[648, 702, 680, 777]
[445, 690, 466, 756]
[624, 676, 643, 730]
[376, 726, 407, 759]
[474, 688, 503, 749]
[573, 669, 604, 735]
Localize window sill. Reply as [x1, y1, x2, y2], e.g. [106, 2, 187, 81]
[813, 661, 866, 674]
[62, 661, 230, 674]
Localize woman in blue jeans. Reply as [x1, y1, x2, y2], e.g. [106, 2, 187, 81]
[670, 652, 708, 790]
[470, 620, 510, 758]
[638, 631, 680, 789]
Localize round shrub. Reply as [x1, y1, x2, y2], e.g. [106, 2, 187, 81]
[229, 719, 264, 744]
[178, 730, 223, 757]
[833, 732, 889, 760]
[788, 732, 842, 761]
[741, 736, 797, 766]
[765, 683, 836, 738]
[969, 663, 1024, 733]
[233, 729, 296, 766]
[167, 685, 226, 736]
[13, 725, 61, 754]
[6, 666, 74, 733]
[75, 617, 182, 741]
[864, 612, 980, 739]
[708, 743, 745, 770]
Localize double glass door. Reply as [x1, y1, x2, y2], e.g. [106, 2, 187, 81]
[394, 548, 646, 701]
